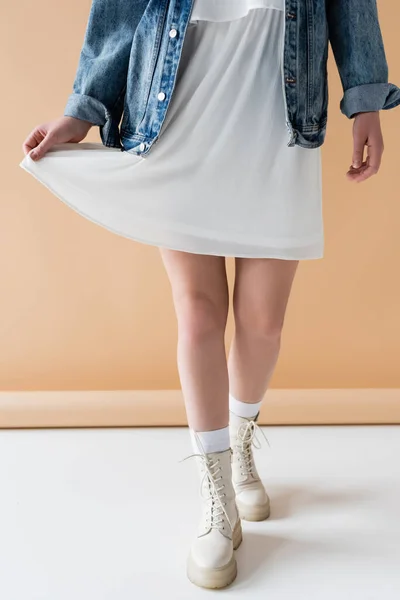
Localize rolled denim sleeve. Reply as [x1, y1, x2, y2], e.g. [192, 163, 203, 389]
[340, 82, 400, 119]
[64, 0, 149, 143]
[64, 93, 111, 126]
[326, 0, 400, 118]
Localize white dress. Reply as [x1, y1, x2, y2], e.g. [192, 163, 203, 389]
[19, 0, 324, 260]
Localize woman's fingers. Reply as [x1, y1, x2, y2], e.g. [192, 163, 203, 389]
[23, 126, 58, 161]
[22, 117, 93, 162]
[347, 139, 383, 183]
[22, 128, 45, 156]
[347, 112, 384, 183]
[367, 138, 383, 174]
[29, 132, 57, 161]
[352, 137, 365, 169]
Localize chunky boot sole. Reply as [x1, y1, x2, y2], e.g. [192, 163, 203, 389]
[186, 521, 243, 589]
[233, 518, 243, 550]
[236, 497, 271, 521]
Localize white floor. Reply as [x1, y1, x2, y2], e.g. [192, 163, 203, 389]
[1, 425, 400, 599]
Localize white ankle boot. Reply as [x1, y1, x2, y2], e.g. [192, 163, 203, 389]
[185, 447, 242, 589]
[229, 412, 271, 521]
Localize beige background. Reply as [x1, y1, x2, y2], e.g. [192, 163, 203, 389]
[1, 1, 400, 401]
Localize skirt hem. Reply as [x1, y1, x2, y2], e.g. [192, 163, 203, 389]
[20, 159, 324, 260]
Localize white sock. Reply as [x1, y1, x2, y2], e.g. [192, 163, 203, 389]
[190, 425, 230, 455]
[229, 393, 263, 419]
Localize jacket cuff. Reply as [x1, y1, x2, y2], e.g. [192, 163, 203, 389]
[340, 83, 400, 118]
[63, 93, 111, 126]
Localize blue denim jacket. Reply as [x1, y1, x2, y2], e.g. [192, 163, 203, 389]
[64, 0, 400, 155]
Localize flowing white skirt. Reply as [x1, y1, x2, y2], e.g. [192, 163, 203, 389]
[19, 7, 324, 259]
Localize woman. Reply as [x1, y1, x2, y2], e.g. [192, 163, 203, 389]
[20, 0, 399, 590]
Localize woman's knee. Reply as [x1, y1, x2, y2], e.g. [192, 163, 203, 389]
[175, 290, 228, 342]
[234, 303, 284, 342]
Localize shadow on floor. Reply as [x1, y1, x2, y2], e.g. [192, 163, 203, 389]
[234, 528, 377, 589]
[267, 483, 374, 520]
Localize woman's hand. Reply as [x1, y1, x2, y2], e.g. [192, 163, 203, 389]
[347, 111, 384, 183]
[22, 116, 93, 161]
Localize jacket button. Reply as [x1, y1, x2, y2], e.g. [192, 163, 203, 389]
[157, 92, 166, 101]
[169, 28, 178, 38]
[286, 77, 296, 84]
[139, 143, 146, 152]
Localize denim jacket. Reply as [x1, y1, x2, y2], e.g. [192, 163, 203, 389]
[64, 0, 400, 154]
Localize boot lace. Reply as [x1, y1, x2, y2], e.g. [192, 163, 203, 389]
[234, 420, 270, 477]
[180, 452, 235, 534]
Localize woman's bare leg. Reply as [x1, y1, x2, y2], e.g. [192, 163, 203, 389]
[227, 257, 299, 521]
[159, 248, 242, 589]
[159, 248, 230, 431]
[228, 258, 299, 405]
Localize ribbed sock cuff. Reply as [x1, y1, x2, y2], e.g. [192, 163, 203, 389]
[229, 393, 263, 419]
[190, 425, 230, 454]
